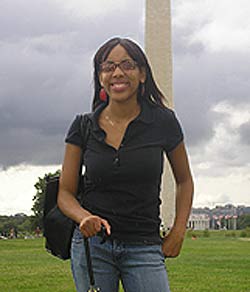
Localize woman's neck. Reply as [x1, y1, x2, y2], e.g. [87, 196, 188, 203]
[105, 99, 141, 122]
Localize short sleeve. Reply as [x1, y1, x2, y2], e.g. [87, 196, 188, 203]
[65, 115, 83, 148]
[163, 109, 184, 153]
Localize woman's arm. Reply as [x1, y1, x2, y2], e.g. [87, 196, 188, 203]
[162, 141, 194, 257]
[57, 143, 111, 237]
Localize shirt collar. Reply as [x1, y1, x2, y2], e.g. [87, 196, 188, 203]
[136, 99, 155, 124]
[90, 102, 107, 132]
[89, 98, 155, 132]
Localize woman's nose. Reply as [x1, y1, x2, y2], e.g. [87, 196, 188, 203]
[112, 65, 125, 77]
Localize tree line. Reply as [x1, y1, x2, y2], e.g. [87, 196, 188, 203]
[0, 170, 60, 238]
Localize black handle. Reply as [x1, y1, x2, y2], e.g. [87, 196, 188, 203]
[84, 225, 107, 291]
[84, 237, 95, 287]
[96, 225, 108, 244]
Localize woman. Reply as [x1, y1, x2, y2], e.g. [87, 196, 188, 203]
[58, 37, 194, 292]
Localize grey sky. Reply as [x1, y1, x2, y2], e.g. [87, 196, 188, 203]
[0, 0, 144, 168]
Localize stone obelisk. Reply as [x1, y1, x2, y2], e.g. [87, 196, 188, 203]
[145, 0, 175, 228]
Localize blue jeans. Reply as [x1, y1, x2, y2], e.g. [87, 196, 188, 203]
[71, 227, 171, 292]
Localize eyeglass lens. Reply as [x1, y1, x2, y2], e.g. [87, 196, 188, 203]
[101, 60, 137, 72]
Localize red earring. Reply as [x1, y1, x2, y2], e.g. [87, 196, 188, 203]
[99, 88, 107, 101]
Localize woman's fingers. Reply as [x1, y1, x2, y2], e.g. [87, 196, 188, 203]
[100, 219, 111, 235]
[79, 215, 98, 237]
[79, 215, 111, 237]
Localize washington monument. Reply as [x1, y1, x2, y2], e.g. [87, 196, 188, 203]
[145, 0, 176, 228]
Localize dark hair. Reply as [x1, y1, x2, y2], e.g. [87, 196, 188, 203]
[92, 37, 167, 110]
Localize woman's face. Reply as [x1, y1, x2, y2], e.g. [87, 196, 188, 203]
[99, 44, 145, 104]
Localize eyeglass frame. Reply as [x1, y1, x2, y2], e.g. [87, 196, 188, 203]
[99, 59, 138, 73]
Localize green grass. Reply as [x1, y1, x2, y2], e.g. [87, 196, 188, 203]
[0, 232, 249, 292]
[166, 235, 250, 292]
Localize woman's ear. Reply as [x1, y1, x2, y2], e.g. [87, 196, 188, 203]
[139, 67, 146, 83]
[99, 73, 104, 87]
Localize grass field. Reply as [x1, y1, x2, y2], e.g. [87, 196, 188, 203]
[0, 231, 249, 292]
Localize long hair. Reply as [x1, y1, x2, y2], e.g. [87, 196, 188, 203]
[92, 37, 167, 110]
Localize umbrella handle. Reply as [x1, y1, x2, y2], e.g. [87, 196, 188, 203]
[84, 225, 108, 291]
[84, 237, 95, 287]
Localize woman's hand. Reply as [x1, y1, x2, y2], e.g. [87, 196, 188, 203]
[79, 215, 111, 238]
[162, 227, 185, 258]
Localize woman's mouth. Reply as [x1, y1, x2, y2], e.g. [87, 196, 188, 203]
[110, 82, 129, 92]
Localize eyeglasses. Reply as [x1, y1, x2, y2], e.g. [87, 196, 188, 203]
[100, 59, 138, 73]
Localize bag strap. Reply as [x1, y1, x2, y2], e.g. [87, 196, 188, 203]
[80, 114, 91, 151]
[75, 114, 91, 202]
[78, 114, 91, 176]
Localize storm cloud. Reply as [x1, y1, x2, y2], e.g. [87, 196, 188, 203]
[0, 0, 144, 168]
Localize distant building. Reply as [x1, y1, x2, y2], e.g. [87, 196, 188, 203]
[190, 204, 243, 230]
[188, 214, 210, 230]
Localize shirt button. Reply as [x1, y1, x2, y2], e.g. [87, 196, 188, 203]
[114, 157, 120, 166]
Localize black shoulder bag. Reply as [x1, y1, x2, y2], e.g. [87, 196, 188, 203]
[43, 114, 91, 260]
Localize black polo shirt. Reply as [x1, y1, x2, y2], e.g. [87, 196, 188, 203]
[65, 100, 183, 244]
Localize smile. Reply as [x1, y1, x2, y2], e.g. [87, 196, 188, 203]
[110, 82, 129, 92]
